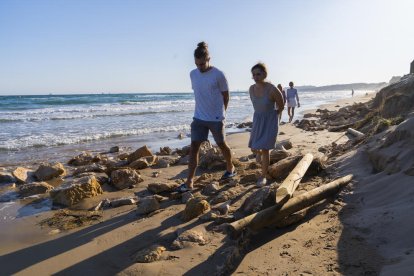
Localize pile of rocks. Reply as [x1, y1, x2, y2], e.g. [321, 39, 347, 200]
[297, 103, 371, 132]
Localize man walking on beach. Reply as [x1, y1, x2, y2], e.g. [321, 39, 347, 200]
[286, 81, 300, 123]
[176, 42, 236, 192]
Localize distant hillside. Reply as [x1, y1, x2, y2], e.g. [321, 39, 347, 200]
[296, 82, 387, 92]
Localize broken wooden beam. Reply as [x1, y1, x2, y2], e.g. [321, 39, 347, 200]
[227, 175, 353, 236]
[268, 155, 301, 180]
[275, 153, 313, 203]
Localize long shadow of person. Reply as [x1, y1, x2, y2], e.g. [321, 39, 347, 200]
[1, 208, 137, 275]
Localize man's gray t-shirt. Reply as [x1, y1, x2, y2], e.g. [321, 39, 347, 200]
[190, 67, 229, 122]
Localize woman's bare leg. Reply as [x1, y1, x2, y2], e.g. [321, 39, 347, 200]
[261, 149, 270, 178]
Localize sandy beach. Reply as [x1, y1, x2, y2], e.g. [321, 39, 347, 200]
[1, 81, 413, 276]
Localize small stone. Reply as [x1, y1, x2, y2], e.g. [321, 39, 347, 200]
[202, 181, 220, 195]
[239, 156, 249, 162]
[156, 159, 170, 168]
[195, 173, 212, 183]
[133, 245, 166, 263]
[171, 230, 206, 249]
[109, 197, 138, 207]
[48, 229, 61, 235]
[147, 182, 178, 194]
[109, 146, 119, 153]
[181, 191, 194, 204]
[136, 196, 160, 215]
[182, 197, 210, 221]
[68, 152, 98, 166]
[118, 152, 129, 160]
[239, 173, 258, 184]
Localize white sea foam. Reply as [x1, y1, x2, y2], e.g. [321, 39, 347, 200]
[0, 90, 371, 153]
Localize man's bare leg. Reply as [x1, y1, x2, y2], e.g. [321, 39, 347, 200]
[185, 141, 202, 189]
[217, 142, 235, 173]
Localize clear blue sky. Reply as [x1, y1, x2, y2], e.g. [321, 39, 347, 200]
[1, 0, 413, 95]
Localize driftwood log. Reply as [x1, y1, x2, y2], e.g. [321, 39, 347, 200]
[268, 155, 301, 179]
[275, 153, 313, 203]
[227, 175, 353, 236]
[347, 128, 365, 139]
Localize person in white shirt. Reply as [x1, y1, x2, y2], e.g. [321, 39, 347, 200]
[286, 81, 300, 123]
[176, 42, 236, 192]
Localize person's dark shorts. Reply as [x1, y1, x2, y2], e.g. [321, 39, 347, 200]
[191, 118, 225, 144]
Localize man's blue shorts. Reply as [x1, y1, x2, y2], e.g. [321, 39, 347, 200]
[190, 118, 225, 144]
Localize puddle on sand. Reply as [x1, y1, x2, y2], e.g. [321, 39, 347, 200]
[0, 195, 52, 222]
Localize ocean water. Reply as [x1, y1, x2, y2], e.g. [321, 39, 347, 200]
[0, 90, 367, 165]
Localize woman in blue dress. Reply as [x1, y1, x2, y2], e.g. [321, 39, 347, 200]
[248, 63, 285, 186]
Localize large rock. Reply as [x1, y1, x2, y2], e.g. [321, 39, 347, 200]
[182, 197, 210, 221]
[12, 167, 35, 184]
[127, 145, 153, 163]
[111, 168, 143, 190]
[35, 162, 66, 181]
[147, 182, 178, 194]
[50, 175, 103, 206]
[18, 182, 54, 197]
[0, 172, 16, 184]
[136, 196, 160, 215]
